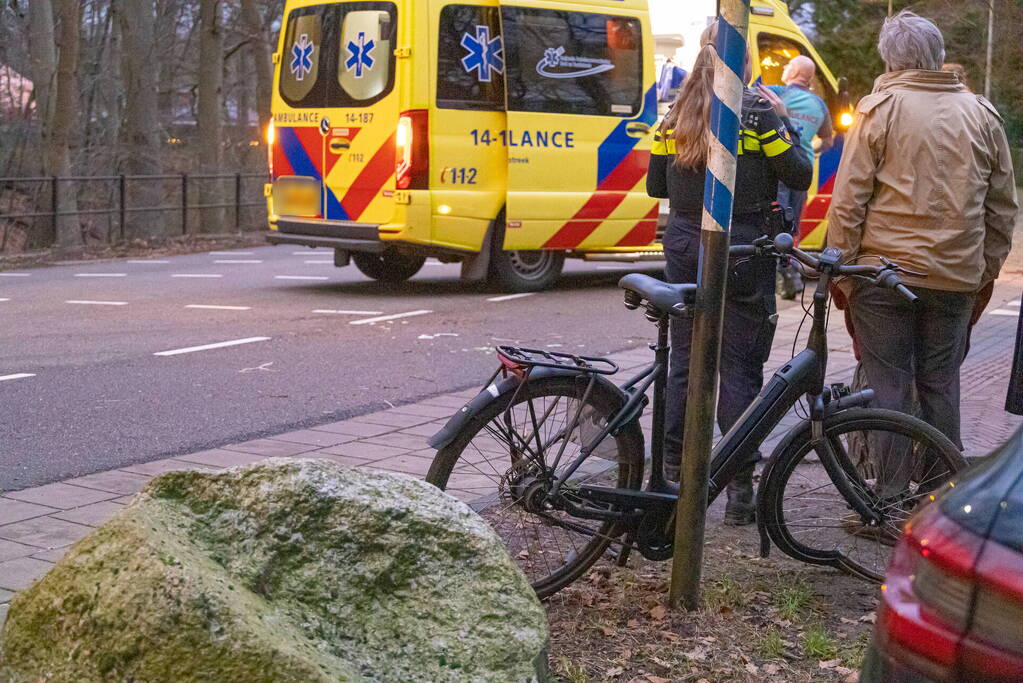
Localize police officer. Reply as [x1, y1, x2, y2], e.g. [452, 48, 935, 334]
[646, 26, 812, 525]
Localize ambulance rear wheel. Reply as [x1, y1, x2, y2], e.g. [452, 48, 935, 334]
[352, 250, 426, 282]
[489, 249, 564, 292]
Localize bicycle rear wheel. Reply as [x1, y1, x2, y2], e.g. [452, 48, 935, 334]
[758, 408, 966, 582]
[426, 375, 645, 598]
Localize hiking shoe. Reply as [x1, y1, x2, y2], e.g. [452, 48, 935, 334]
[778, 261, 804, 300]
[724, 465, 755, 526]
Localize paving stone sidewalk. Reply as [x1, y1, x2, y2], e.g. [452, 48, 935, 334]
[1, 272, 1020, 620]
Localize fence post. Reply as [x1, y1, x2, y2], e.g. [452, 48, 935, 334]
[669, 0, 751, 611]
[235, 172, 242, 231]
[181, 173, 188, 235]
[119, 174, 126, 241]
[51, 176, 59, 244]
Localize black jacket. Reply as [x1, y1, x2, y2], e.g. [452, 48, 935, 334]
[647, 90, 813, 219]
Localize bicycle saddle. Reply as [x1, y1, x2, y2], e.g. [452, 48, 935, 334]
[618, 274, 696, 317]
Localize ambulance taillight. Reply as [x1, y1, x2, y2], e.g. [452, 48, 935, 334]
[395, 110, 429, 190]
[266, 120, 275, 179]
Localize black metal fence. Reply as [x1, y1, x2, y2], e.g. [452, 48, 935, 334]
[0, 172, 267, 251]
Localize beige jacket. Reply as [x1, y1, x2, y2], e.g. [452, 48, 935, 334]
[827, 70, 1018, 292]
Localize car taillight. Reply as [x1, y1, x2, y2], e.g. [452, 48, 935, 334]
[877, 502, 1023, 681]
[395, 110, 428, 190]
[266, 120, 275, 179]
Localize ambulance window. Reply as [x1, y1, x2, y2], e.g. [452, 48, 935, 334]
[437, 5, 505, 111]
[280, 8, 325, 106]
[338, 8, 395, 102]
[279, 2, 396, 109]
[756, 34, 831, 102]
[501, 8, 642, 117]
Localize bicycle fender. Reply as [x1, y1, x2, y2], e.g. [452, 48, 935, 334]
[754, 418, 813, 558]
[427, 368, 627, 450]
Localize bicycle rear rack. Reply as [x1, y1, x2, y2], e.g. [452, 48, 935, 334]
[496, 345, 619, 376]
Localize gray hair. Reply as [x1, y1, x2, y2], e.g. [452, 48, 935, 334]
[877, 10, 945, 72]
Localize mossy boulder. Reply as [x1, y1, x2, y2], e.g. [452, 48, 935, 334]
[0, 459, 549, 682]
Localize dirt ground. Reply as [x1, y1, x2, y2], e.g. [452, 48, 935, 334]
[0, 232, 268, 271]
[546, 498, 876, 683]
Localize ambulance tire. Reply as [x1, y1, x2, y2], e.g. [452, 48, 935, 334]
[488, 248, 565, 292]
[352, 250, 426, 282]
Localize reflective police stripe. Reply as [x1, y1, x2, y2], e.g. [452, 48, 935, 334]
[652, 130, 676, 156]
[758, 130, 792, 157]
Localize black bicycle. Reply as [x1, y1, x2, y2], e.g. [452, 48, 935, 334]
[426, 234, 966, 598]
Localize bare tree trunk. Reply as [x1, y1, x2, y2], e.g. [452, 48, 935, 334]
[241, 0, 272, 137]
[115, 0, 164, 240]
[198, 0, 224, 233]
[26, 0, 58, 248]
[50, 0, 81, 250]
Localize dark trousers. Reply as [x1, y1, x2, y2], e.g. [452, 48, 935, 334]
[848, 283, 974, 449]
[663, 215, 777, 469]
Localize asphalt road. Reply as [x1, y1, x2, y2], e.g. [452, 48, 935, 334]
[0, 245, 674, 489]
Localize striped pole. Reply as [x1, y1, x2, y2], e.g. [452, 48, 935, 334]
[669, 0, 751, 610]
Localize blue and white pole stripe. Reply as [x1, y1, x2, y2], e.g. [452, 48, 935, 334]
[700, 0, 751, 236]
[670, 0, 752, 610]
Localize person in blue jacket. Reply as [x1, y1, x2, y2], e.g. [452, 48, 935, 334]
[767, 56, 834, 299]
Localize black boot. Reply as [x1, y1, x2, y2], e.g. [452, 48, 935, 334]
[724, 464, 755, 526]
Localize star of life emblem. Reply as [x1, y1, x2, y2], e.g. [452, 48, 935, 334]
[345, 32, 376, 78]
[290, 34, 315, 81]
[460, 25, 504, 83]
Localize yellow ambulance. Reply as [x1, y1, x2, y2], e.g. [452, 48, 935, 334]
[265, 0, 848, 290]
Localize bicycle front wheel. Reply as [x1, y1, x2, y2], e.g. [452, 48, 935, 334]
[759, 408, 966, 582]
[426, 375, 645, 598]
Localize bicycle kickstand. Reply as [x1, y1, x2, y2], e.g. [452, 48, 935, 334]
[615, 532, 636, 567]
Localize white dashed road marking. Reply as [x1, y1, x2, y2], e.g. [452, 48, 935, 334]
[172, 274, 223, 278]
[214, 259, 263, 264]
[209, 251, 255, 256]
[989, 309, 1020, 317]
[349, 310, 432, 325]
[292, 250, 328, 255]
[0, 298, 9, 302]
[487, 293, 535, 302]
[74, 273, 127, 278]
[66, 300, 129, 306]
[1008, 300, 1021, 307]
[0, 273, 30, 277]
[275, 275, 329, 281]
[313, 309, 383, 315]
[0, 373, 35, 382]
[154, 337, 271, 357]
[185, 304, 252, 311]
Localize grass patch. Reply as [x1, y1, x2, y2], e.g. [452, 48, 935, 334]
[803, 624, 837, 660]
[775, 582, 814, 621]
[703, 577, 748, 612]
[557, 657, 589, 683]
[758, 627, 785, 660]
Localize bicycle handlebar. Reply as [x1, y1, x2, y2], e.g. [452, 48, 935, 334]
[727, 233, 919, 303]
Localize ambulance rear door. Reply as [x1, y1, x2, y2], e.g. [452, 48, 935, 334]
[276, 2, 400, 226]
[498, 1, 659, 252]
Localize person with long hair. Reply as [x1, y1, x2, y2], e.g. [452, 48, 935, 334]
[647, 25, 812, 525]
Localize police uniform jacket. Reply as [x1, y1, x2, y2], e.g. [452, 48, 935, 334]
[647, 89, 813, 226]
